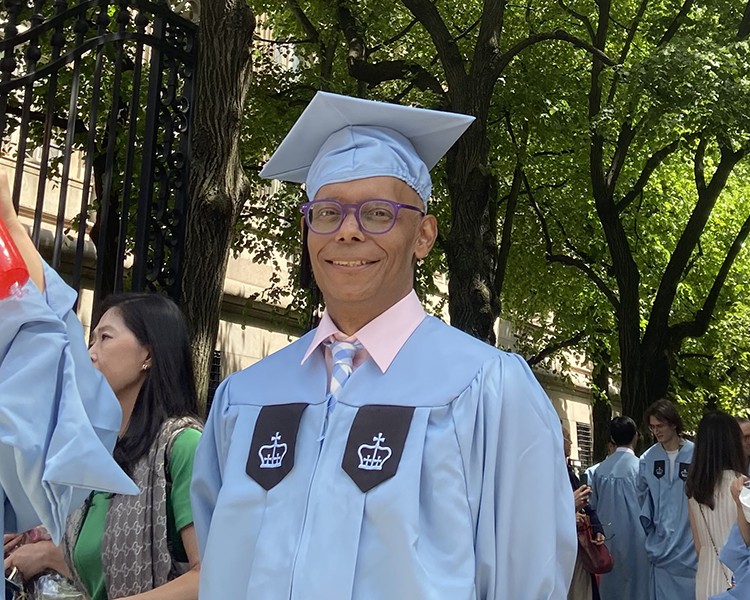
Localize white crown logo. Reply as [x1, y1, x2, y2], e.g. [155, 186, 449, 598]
[655, 466, 664, 476]
[357, 433, 392, 471]
[258, 432, 287, 469]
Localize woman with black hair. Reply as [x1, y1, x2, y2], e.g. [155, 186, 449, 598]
[4, 293, 202, 600]
[686, 411, 746, 599]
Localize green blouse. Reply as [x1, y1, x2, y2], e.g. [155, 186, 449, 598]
[72, 428, 201, 600]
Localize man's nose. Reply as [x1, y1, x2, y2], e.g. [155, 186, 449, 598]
[336, 208, 365, 239]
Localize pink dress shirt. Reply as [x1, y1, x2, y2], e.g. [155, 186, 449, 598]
[301, 290, 426, 378]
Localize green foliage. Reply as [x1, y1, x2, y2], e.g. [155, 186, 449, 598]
[234, 0, 750, 420]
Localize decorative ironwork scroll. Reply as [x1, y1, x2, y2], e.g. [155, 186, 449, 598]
[0, 0, 198, 304]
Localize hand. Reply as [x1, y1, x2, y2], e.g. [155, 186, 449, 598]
[3, 539, 56, 581]
[592, 532, 606, 546]
[4, 533, 23, 558]
[573, 484, 591, 511]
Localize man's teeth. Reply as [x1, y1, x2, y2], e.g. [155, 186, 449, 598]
[331, 260, 369, 266]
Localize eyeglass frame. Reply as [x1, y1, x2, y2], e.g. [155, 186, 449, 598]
[648, 421, 671, 432]
[300, 198, 425, 235]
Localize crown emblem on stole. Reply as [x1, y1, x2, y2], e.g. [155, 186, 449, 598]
[259, 432, 288, 469]
[357, 433, 393, 471]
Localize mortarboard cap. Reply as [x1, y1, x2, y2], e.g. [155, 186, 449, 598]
[260, 92, 475, 207]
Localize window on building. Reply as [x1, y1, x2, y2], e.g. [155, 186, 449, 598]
[576, 422, 593, 470]
[205, 350, 223, 417]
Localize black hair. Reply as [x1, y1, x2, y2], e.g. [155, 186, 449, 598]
[685, 411, 746, 509]
[644, 398, 684, 435]
[609, 416, 638, 447]
[95, 293, 199, 476]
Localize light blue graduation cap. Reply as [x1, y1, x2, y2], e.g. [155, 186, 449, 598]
[260, 92, 475, 208]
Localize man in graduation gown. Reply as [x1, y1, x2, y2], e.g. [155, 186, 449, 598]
[589, 416, 649, 599]
[191, 91, 577, 600]
[0, 174, 138, 596]
[637, 399, 697, 599]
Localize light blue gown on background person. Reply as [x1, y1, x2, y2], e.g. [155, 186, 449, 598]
[590, 450, 650, 600]
[638, 441, 697, 599]
[192, 315, 576, 600]
[0, 263, 137, 595]
[710, 525, 750, 599]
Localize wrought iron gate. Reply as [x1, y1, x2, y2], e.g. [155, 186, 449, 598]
[0, 0, 197, 306]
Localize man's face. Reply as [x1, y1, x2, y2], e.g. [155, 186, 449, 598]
[649, 417, 678, 446]
[740, 422, 750, 460]
[306, 176, 437, 330]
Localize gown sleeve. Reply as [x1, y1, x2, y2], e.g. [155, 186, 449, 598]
[0, 261, 137, 544]
[454, 352, 577, 599]
[191, 377, 235, 558]
[710, 524, 750, 599]
[637, 457, 655, 535]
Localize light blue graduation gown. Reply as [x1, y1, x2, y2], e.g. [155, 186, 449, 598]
[710, 524, 750, 599]
[192, 315, 576, 600]
[584, 461, 599, 486]
[0, 263, 137, 594]
[589, 450, 649, 600]
[638, 441, 697, 599]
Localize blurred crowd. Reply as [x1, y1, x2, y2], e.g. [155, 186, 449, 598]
[568, 399, 750, 600]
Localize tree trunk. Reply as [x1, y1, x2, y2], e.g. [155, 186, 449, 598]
[182, 0, 254, 414]
[444, 116, 501, 345]
[590, 353, 612, 463]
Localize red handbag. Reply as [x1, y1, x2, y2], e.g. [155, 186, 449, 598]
[576, 513, 614, 574]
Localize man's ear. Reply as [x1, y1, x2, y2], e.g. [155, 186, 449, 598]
[414, 214, 438, 260]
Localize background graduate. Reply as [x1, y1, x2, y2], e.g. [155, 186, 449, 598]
[638, 398, 697, 599]
[589, 416, 649, 600]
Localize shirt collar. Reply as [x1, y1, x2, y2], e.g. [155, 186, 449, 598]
[301, 290, 426, 373]
[614, 447, 635, 455]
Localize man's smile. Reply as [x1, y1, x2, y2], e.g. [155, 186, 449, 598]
[326, 259, 378, 267]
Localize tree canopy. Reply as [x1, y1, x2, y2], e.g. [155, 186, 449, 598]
[234, 0, 750, 434]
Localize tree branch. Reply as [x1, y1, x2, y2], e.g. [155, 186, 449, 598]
[589, 0, 612, 205]
[400, 0, 468, 92]
[694, 135, 708, 196]
[527, 329, 589, 366]
[605, 0, 649, 105]
[370, 18, 419, 53]
[4, 103, 89, 136]
[335, 2, 445, 97]
[671, 208, 750, 342]
[472, 0, 505, 80]
[285, 0, 321, 43]
[557, 0, 594, 41]
[525, 174, 620, 311]
[644, 142, 749, 347]
[658, 0, 696, 47]
[740, 0, 750, 40]
[351, 59, 446, 96]
[616, 138, 683, 213]
[494, 29, 616, 78]
[494, 114, 525, 299]
[605, 121, 637, 194]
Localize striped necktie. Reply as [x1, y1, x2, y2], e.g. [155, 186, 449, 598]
[327, 339, 362, 410]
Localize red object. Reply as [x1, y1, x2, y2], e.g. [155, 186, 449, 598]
[0, 216, 29, 298]
[576, 513, 614, 574]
